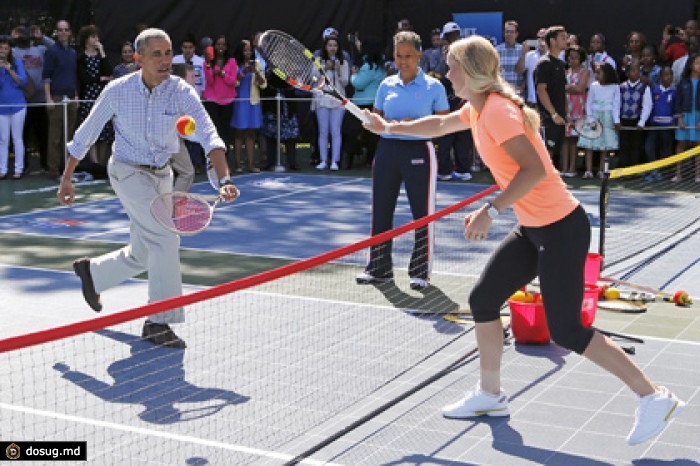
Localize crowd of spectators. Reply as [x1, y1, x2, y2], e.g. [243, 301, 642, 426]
[1, 13, 698, 182]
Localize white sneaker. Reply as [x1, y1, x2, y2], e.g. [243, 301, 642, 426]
[316, 162, 328, 170]
[442, 385, 510, 419]
[454, 172, 473, 181]
[437, 173, 453, 181]
[627, 386, 685, 446]
[330, 162, 339, 171]
[409, 277, 430, 290]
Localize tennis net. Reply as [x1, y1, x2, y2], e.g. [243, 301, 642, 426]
[599, 145, 700, 288]
[1, 185, 511, 464]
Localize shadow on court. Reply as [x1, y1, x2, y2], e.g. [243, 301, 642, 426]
[375, 282, 459, 315]
[52, 328, 249, 424]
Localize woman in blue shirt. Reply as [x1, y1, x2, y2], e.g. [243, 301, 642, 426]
[0, 38, 28, 179]
[355, 31, 449, 290]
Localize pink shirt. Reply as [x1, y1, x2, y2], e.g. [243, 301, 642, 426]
[460, 93, 579, 227]
[202, 58, 238, 105]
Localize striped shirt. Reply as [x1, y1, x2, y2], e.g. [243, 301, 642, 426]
[68, 71, 224, 166]
[496, 42, 524, 88]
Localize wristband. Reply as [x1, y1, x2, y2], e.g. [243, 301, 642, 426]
[219, 177, 233, 186]
[384, 123, 392, 135]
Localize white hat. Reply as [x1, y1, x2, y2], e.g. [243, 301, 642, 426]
[441, 22, 461, 39]
[322, 27, 338, 40]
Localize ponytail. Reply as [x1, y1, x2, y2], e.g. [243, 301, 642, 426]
[491, 79, 540, 133]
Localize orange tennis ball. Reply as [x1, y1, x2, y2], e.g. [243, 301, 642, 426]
[673, 290, 691, 306]
[176, 115, 196, 137]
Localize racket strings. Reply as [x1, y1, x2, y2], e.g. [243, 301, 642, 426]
[152, 194, 212, 234]
[259, 33, 322, 89]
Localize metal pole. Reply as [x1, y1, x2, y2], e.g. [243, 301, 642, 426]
[598, 160, 610, 268]
[274, 91, 285, 172]
[62, 96, 70, 177]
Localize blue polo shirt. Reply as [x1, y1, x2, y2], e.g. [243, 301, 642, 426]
[374, 69, 448, 140]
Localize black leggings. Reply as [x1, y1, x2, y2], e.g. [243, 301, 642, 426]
[469, 205, 594, 354]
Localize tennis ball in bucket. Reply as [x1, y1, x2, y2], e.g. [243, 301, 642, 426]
[510, 290, 535, 303]
[176, 115, 196, 137]
[604, 288, 620, 300]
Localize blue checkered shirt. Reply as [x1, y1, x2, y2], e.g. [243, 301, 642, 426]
[68, 72, 224, 166]
[496, 42, 524, 89]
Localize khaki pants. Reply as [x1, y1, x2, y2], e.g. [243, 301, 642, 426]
[171, 138, 195, 193]
[46, 96, 77, 174]
[90, 158, 184, 324]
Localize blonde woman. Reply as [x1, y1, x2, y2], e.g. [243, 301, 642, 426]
[362, 35, 684, 446]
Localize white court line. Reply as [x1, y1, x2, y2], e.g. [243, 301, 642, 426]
[0, 402, 341, 466]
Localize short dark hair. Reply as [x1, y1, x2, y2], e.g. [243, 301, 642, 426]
[504, 20, 518, 31]
[544, 25, 565, 48]
[78, 24, 100, 49]
[171, 62, 194, 79]
[597, 62, 619, 85]
[180, 33, 196, 47]
[565, 44, 587, 64]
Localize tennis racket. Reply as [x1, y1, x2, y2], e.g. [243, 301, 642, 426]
[572, 116, 604, 140]
[257, 30, 370, 124]
[598, 277, 673, 303]
[597, 298, 647, 314]
[150, 192, 223, 235]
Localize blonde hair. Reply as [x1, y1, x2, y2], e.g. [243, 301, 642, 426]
[448, 36, 540, 133]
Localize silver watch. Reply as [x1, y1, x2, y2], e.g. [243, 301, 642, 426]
[486, 202, 500, 219]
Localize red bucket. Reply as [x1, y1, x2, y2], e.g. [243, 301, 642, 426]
[584, 253, 603, 284]
[509, 284, 599, 344]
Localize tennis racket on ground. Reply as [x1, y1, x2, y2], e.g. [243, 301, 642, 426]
[598, 277, 674, 303]
[597, 298, 647, 314]
[150, 192, 223, 235]
[257, 30, 370, 124]
[571, 116, 604, 140]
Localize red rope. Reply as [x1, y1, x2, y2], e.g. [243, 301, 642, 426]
[0, 185, 498, 353]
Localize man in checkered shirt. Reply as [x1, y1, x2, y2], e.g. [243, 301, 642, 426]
[495, 20, 526, 96]
[56, 28, 239, 349]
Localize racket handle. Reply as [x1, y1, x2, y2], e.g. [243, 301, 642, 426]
[342, 99, 370, 124]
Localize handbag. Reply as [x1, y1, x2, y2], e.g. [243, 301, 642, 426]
[261, 101, 299, 141]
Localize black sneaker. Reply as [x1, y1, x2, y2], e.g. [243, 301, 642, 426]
[142, 321, 187, 349]
[356, 272, 393, 285]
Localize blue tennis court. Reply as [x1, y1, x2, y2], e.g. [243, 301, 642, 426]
[1, 172, 698, 465]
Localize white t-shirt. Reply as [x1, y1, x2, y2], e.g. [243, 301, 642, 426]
[524, 49, 543, 104]
[172, 54, 206, 97]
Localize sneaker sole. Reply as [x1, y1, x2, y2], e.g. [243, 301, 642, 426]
[628, 399, 686, 446]
[356, 278, 393, 285]
[443, 407, 510, 419]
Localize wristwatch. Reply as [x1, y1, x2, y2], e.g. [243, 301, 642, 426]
[219, 177, 233, 186]
[485, 202, 500, 219]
